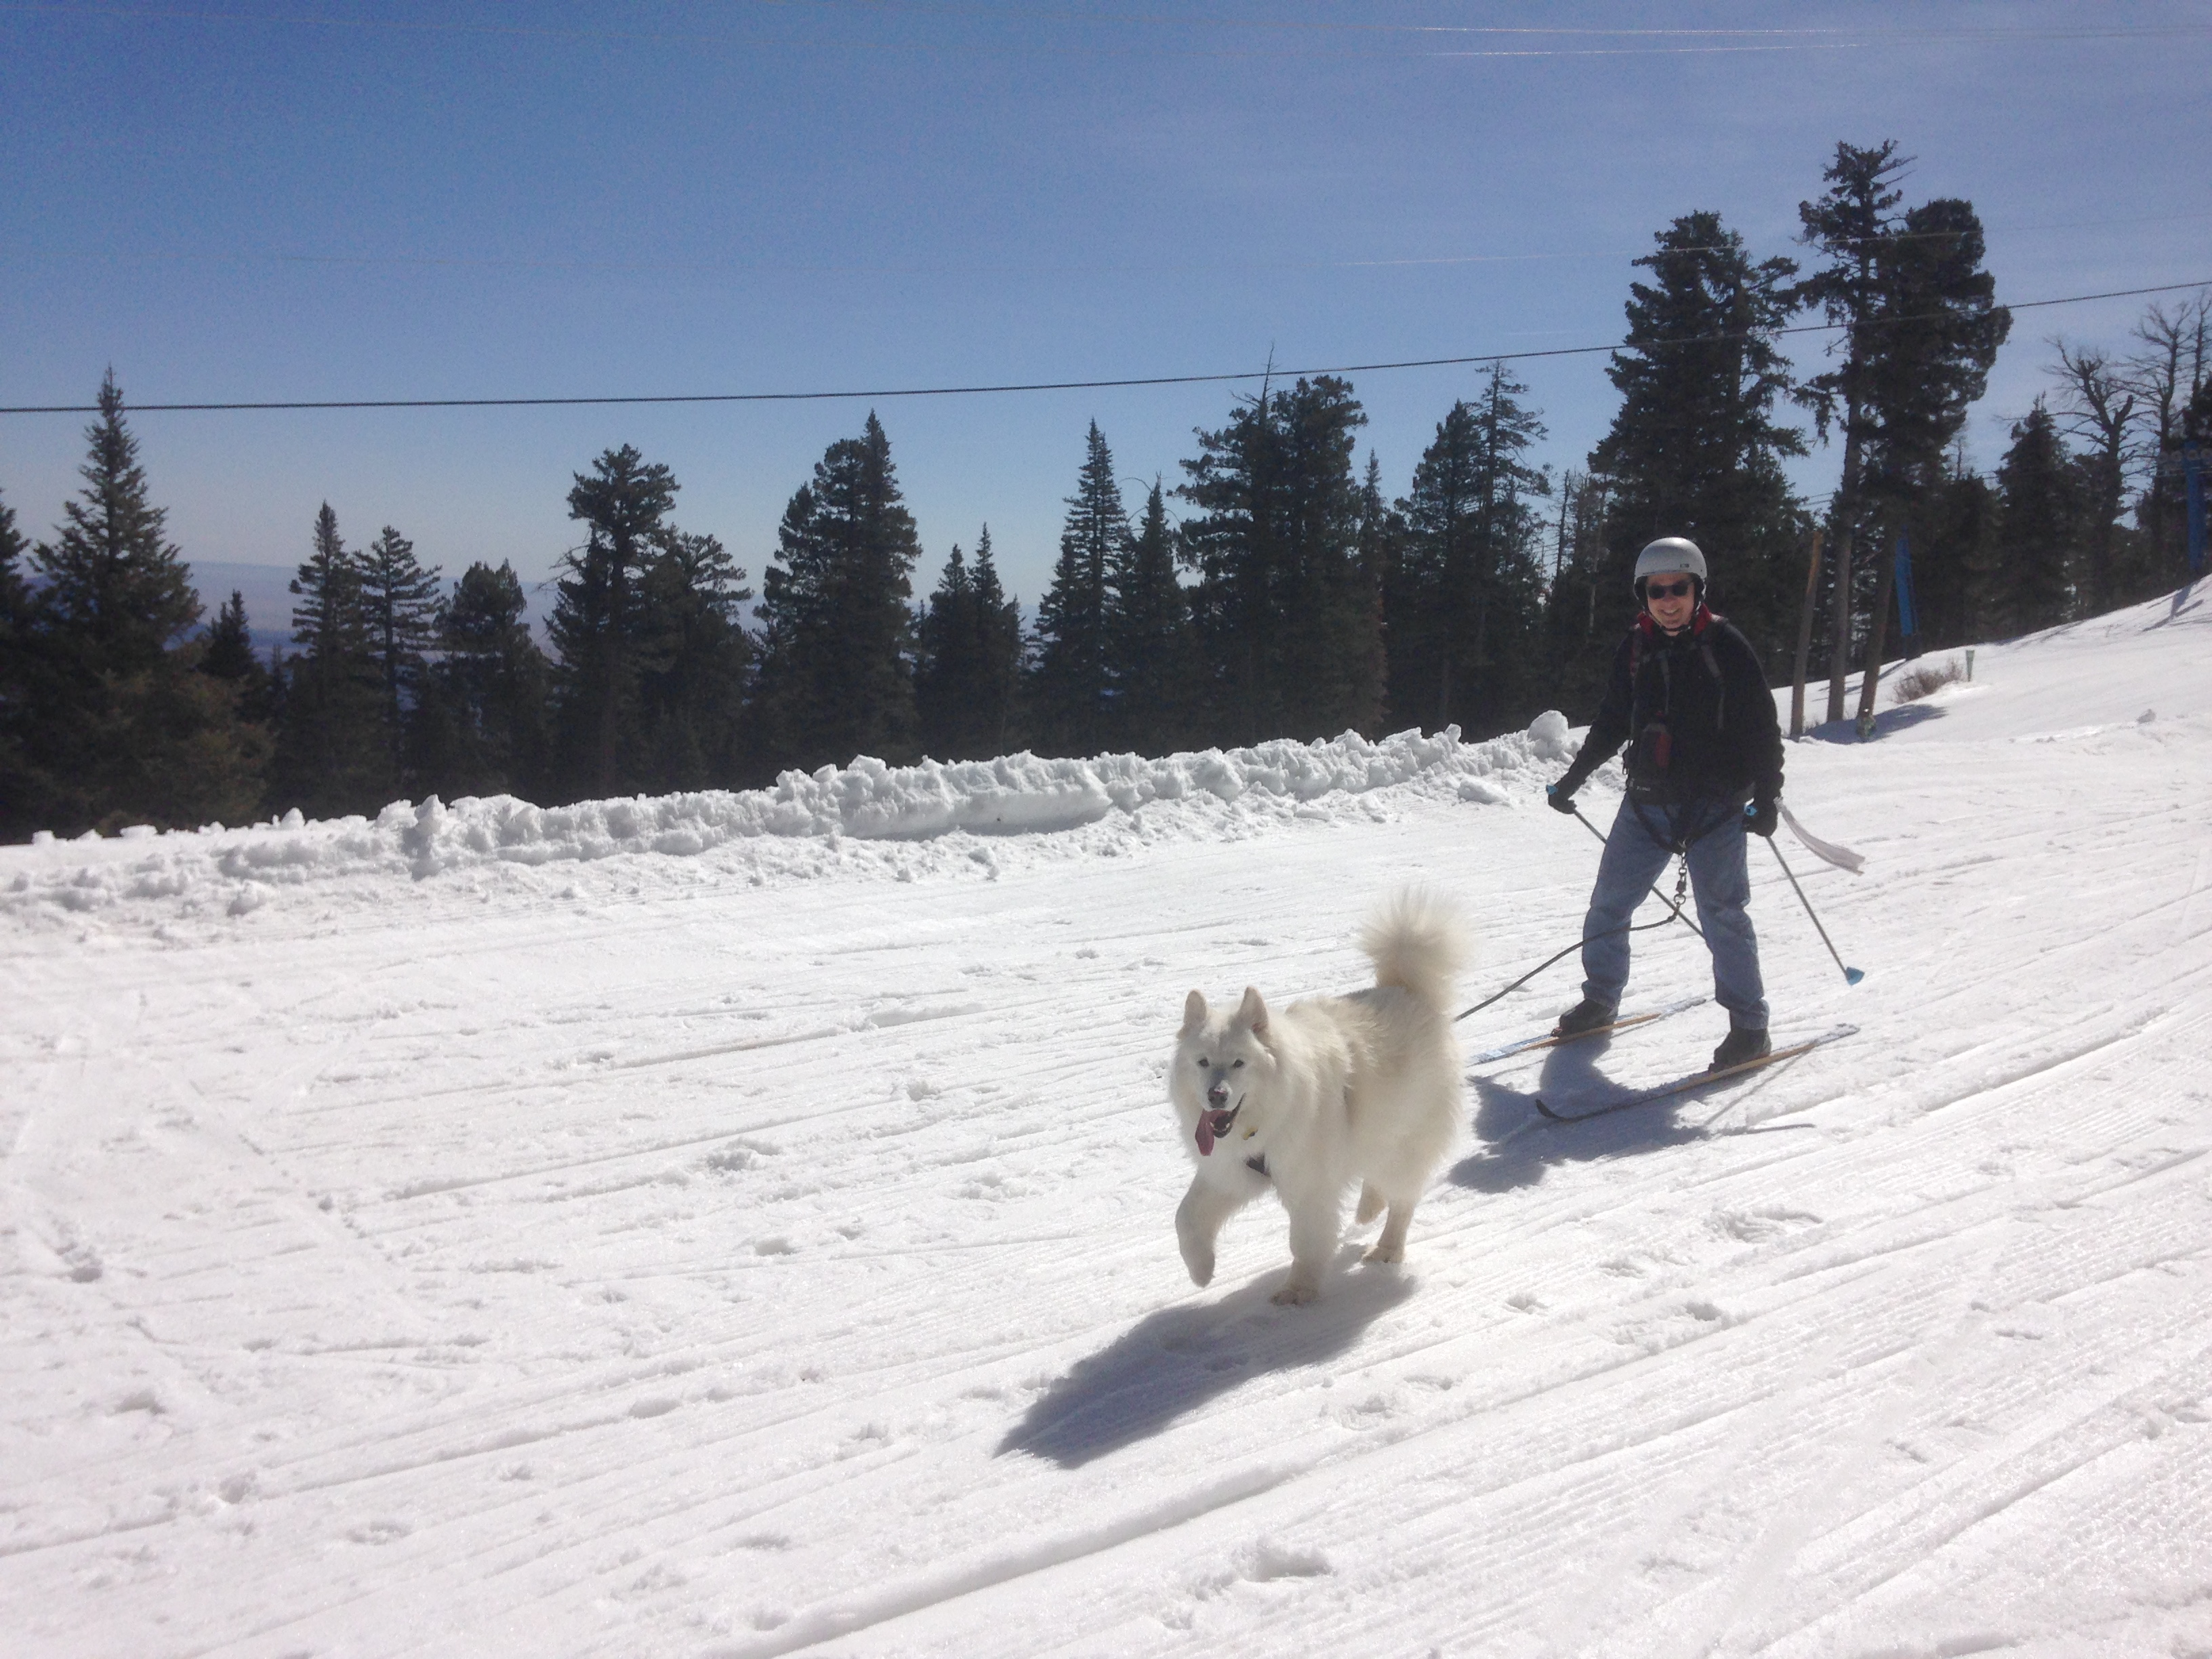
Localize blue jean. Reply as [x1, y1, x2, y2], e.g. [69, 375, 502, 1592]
[1580, 795, 1768, 1030]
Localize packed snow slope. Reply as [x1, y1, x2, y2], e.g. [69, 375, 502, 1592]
[5, 584, 2210, 1658]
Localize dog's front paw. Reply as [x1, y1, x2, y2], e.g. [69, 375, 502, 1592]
[1361, 1240, 1404, 1265]
[1181, 1246, 1215, 1288]
[1270, 1279, 1317, 1306]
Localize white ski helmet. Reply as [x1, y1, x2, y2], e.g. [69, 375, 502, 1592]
[1633, 537, 1707, 590]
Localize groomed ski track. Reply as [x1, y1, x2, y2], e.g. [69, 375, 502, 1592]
[3, 586, 2210, 1656]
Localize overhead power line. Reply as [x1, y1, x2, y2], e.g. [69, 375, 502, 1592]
[3, 279, 2205, 418]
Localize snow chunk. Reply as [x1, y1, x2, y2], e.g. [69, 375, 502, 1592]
[1526, 709, 1575, 762]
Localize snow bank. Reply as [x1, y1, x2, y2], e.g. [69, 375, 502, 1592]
[1, 718, 1565, 928]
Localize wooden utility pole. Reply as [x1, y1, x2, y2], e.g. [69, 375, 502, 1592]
[1789, 529, 1822, 739]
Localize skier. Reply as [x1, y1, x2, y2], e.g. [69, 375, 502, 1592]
[1544, 537, 1784, 1070]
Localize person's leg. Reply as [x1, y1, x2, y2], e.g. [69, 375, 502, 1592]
[1578, 797, 1675, 1012]
[1685, 804, 1769, 1030]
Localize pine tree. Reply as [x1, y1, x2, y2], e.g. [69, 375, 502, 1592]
[1103, 480, 1199, 754]
[1799, 142, 2010, 719]
[357, 525, 443, 781]
[1178, 376, 1382, 743]
[3, 375, 265, 837]
[1538, 469, 1614, 708]
[1912, 449, 2000, 649]
[32, 369, 199, 669]
[411, 561, 550, 800]
[968, 527, 1023, 758]
[1031, 422, 1126, 756]
[916, 542, 980, 760]
[271, 503, 386, 817]
[0, 485, 28, 626]
[0, 487, 33, 828]
[548, 445, 678, 800]
[1389, 367, 1553, 736]
[1993, 401, 2079, 634]
[1580, 212, 1808, 693]
[752, 413, 923, 772]
[634, 529, 752, 790]
[199, 590, 278, 723]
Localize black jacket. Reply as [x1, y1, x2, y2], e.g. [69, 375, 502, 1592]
[1560, 607, 1783, 808]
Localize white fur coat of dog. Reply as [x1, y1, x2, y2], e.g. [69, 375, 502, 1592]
[1168, 890, 1468, 1305]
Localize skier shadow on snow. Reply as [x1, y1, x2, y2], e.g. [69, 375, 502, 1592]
[1448, 1035, 1705, 1194]
[997, 1266, 1414, 1468]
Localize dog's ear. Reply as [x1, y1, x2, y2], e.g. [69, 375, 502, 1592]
[1182, 989, 1208, 1031]
[1236, 985, 1269, 1034]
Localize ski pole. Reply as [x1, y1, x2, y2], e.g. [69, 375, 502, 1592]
[1766, 838, 1864, 985]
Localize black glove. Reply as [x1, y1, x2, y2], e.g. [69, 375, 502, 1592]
[1547, 774, 1582, 815]
[1746, 798, 1778, 838]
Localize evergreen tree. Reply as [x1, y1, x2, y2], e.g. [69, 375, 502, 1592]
[753, 412, 923, 771]
[1031, 421, 1126, 756]
[1992, 401, 2080, 634]
[271, 503, 386, 817]
[31, 369, 199, 668]
[548, 445, 678, 800]
[411, 560, 550, 799]
[1798, 142, 2010, 718]
[199, 590, 278, 724]
[916, 542, 981, 760]
[1103, 480, 1199, 754]
[1910, 449, 2001, 649]
[0, 485, 29, 626]
[1584, 211, 1808, 693]
[1538, 469, 1614, 708]
[1, 375, 265, 838]
[0, 487, 33, 825]
[634, 529, 752, 790]
[968, 527, 1023, 758]
[1178, 376, 1382, 743]
[1389, 366, 1553, 736]
[357, 525, 443, 781]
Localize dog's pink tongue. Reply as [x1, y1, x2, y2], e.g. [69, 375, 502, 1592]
[1195, 1118, 1216, 1157]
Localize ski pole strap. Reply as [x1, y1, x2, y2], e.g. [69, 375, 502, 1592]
[1778, 802, 1866, 874]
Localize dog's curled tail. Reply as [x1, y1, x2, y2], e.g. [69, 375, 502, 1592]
[1357, 886, 1471, 1011]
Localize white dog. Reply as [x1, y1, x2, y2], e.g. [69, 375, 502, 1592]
[1169, 890, 1469, 1305]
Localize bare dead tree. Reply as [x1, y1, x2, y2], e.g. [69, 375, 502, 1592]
[2047, 338, 2140, 614]
[2125, 293, 2212, 572]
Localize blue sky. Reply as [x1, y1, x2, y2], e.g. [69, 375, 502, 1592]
[3, 1, 2207, 634]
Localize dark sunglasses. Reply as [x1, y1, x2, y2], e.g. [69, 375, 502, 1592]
[1644, 578, 1696, 599]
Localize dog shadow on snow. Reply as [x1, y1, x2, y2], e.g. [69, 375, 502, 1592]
[998, 1263, 1415, 1468]
[1448, 1033, 1713, 1195]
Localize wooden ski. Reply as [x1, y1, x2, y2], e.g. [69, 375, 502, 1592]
[1533, 1024, 1858, 1123]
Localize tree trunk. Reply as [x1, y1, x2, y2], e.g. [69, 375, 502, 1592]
[1789, 529, 1822, 739]
[1825, 419, 1862, 726]
[1855, 536, 1900, 732]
